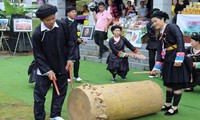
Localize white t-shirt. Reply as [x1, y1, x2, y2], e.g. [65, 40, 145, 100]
[88, 1, 96, 26]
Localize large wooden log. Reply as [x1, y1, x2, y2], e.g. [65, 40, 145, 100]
[67, 80, 164, 120]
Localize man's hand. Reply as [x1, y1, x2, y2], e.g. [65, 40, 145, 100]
[66, 60, 74, 71]
[48, 71, 56, 81]
[104, 26, 108, 32]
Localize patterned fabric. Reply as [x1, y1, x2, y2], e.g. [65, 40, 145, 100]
[196, 62, 200, 69]
[153, 61, 163, 71]
[118, 51, 126, 58]
[175, 52, 185, 63]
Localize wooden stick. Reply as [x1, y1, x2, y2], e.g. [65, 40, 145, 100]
[52, 77, 60, 96]
[133, 71, 151, 74]
[69, 68, 74, 89]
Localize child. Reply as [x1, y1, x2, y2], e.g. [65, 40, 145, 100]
[106, 25, 145, 83]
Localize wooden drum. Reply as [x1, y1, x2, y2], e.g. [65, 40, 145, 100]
[67, 80, 164, 120]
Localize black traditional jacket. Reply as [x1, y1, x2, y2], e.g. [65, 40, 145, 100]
[65, 18, 80, 60]
[32, 20, 74, 75]
[146, 21, 159, 50]
[157, 24, 185, 62]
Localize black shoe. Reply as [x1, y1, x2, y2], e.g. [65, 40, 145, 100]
[164, 108, 178, 116]
[161, 105, 171, 111]
[98, 54, 102, 59]
[184, 88, 194, 92]
[121, 77, 126, 81]
[103, 48, 109, 53]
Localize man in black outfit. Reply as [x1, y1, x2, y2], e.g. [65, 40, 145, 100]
[65, 6, 83, 82]
[146, 8, 160, 78]
[32, 4, 74, 120]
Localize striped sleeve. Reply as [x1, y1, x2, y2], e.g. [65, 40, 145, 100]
[175, 52, 185, 63]
[153, 61, 163, 71]
[118, 51, 126, 58]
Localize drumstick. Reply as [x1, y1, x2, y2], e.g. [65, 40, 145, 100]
[133, 71, 151, 74]
[52, 77, 60, 96]
[69, 67, 75, 89]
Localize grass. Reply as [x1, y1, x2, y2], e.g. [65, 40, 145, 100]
[0, 55, 200, 120]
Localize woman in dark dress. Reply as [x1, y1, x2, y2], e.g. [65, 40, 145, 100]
[106, 25, 145, 83]
[151, 11, 190, 115]
[185, 33, 200, 91]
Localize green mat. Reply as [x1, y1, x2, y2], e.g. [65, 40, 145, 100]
[0, 56, 199, 120]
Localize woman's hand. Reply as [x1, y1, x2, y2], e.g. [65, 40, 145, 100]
[193, 62, 197, 68]
[174, 62, 182, 67]
[151, 69, 160, 75]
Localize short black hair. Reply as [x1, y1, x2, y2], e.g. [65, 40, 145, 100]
[111, 25, 122, 33]
[150, 11, 169, 21]
[98, 2, 105, 6]
[191, 32, 200, 42]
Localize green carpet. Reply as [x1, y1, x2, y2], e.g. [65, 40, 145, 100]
[0, 55, 199, 120]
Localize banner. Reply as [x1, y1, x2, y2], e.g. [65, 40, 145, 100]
[177, 14, 200, 36]
[125, 30, 142, 48]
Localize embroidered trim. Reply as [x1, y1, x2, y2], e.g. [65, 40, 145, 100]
[196, 62, 200, 69]
[118, 51, 126, 57]
[133, 49, 138, 53]
[153, 61, 163, 70]
[175, 52, 185, 63]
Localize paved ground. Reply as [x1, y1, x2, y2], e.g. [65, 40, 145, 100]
[0, 50, 33, 58]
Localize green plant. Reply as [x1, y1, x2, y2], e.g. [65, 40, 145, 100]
[0, 0, 29, 18]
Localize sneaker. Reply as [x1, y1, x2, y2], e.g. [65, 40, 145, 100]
[184, 88, 194, 92]
[149, 74, 158, 78]
[67, 79, 71, 82]
[75, 77, 82, 82]
[50, 116, 64, 120]
[111, 78, 116, 83]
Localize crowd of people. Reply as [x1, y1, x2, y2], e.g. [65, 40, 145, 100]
[30, 0, 200, 119]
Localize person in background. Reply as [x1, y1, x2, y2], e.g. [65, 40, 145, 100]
[151, 11, 190, 115]
[171, 0, 177, 18]
[124, 0, 134, 17]
[107, 0, 119, 20]
[146, 8, 160, 78]
[93, 2, 113, 59]
[113, 0, 125, 17]
[173, 0, 189, 23]
[33, 4, 74, 120]
[185, 33, 200, 92]
[65, 6, 84, 82]
[82, 5, 89, 15]
[137, 0, 148, 19]
[106, 25, 145, 83]
[126, 5, 136, 16]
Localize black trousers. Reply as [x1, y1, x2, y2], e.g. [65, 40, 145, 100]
[148, 49, 157, 71]
[109, 69, 127, 79]
[94, 31, 109, 56]
[34, 74, 68, 120]
[73, 60, 80, 78]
